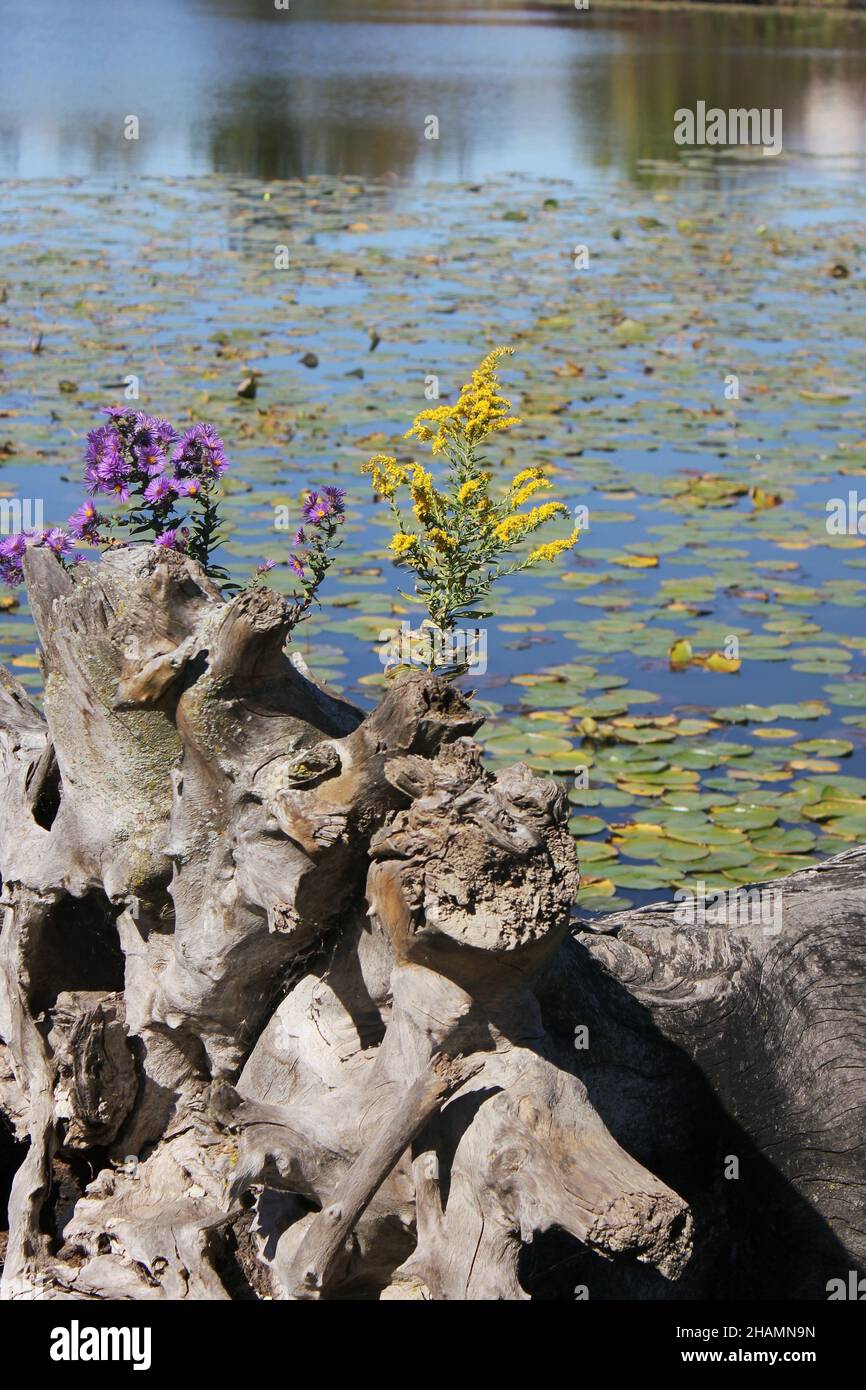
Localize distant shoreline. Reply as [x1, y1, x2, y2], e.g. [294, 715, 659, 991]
[533, 1, 866, 16]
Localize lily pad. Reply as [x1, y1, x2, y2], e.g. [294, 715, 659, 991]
[568, 815, 607, 837]
[711, 805, 779, 830]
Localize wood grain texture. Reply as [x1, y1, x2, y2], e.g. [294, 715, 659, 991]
[0, 547, 860, 1300]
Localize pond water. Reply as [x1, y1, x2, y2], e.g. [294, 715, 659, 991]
[1, 3, 866, 914]
[2, 1, 866, 186]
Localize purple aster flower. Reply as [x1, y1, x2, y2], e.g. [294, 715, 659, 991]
[302, 492, 329, 524]
[84, 422, 135, 498]
[0, 533, 27, 586]
[67, 501, 106, 542]
[173, 477, 203, 499]
[153, 528, 187, 552]
[135, 413, 177, 449]
[84, 424, 124, 492]
[135, 447, 166, 477]
[323, 486, 346, 514]
[301, 486, 346, 525]
[0, 528, 71, 586]
[39, 527, 73, 558]
[289, 554, 305, 578]
[95, 451, 133, 500]
[256, 560, 276, 575]
[292, 527, 306, 547]
[172, 423, 228, 481]
[132, 414, 178, 476]
[100, 406, 133, 424]
[143, 475, 174, 504]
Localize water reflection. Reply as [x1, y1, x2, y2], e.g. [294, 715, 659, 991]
[0, 0, 865, 183]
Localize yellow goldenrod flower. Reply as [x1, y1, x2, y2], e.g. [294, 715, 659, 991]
[405, 405, 453, 453]
[405, 346, 521, 454]
[526, 530, 580, 565]
[493, 500, 568, 545]
[428, 527, 458, 552]
[410, 464, 439, 524]
[509, 467, 545, 489]
[390, 532, 419, 556]
[480, 414, 521, 441]
[457, 478, 483, 504]
[527, 501, 569, 528]
[362, 348, 573, 660]
[492, 513, 530, 544]
[509, 475, 551, 509]
[362, 454, 408, 499]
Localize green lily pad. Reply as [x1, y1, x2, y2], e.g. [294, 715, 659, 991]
[577, 841, 619, 864]
[770, 701, 830, 720]
[568, 788, 633, 808]
[821, 812, 866, 836]
[568, 815, 608, 837]
[698, 848, 759, 871]
[802, 798, 866, 821]
[711, 805, 779, 830]
[713, 704, 777, 725]
[749, 827, 817, 853]
[482, 731, 575, 758]
[605, 865, 677, 890]
[792, 739, 854, 758]
[824, 683, 866, 708]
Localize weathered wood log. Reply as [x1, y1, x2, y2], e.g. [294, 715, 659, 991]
[285, 1053, 479, 1300]
[538, 847, 866, 1299]
[0, 546, 862, 1300]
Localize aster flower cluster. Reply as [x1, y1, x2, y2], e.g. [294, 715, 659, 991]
[286, 486, 347, 623]
[0, 528, 75, 587]
[83, 410, 186, 502]
[0, 410, 234, 590]
[75, 410, 229, 559]
[2, 407, 349, 616]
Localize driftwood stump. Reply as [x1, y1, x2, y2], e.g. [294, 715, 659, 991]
[0, 547, 862, 1300]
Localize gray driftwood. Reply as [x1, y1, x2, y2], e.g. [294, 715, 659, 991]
[0, 546, 861, 1300]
